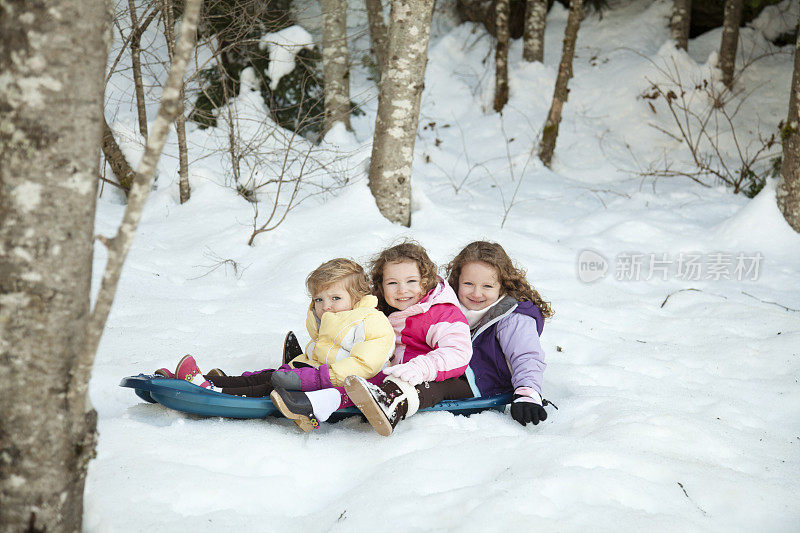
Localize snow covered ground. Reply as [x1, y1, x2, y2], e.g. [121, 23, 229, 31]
[86, 0, 800, 530]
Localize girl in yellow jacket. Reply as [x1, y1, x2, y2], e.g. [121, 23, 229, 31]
[172, 258, 395, 426]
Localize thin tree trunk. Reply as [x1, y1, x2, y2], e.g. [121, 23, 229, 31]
[322, 0, 352, 131]
[0, 1, 108, 531]
[523, 0, 547, 62]
[176, 99, 190, 202]
[538, 0, 582, 168]
[494, 0, 510, 112]
[365, 0, 387, 75]
[777, 25, 800, 233]
[129, 0, 149, 137]
[670, 0, 691, 51]
[719, 0, 743, 88]
[368, 0, 435, 226]
[163, 0, 191, 203]
[65, 0, 203, 513]
[215, 52, 241, 183]
[102, 117, 136, 192]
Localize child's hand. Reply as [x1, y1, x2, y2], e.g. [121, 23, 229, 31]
[383, 360, 427, 385]
[510, 400, 547, 426]
[510, 386, 547, 426]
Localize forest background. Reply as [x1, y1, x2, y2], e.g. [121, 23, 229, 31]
[1, 0, 800, 531]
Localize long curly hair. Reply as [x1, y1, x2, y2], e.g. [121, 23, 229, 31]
[369, 241, 438, 313]
[445, 241, 553, 318]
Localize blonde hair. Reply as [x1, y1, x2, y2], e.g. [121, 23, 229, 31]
[445, 241, 553, 318]
[306, 258, 370, 303]
[369, 241, 438, 313]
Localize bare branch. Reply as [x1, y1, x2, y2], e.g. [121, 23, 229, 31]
[70, 0, 204, 436]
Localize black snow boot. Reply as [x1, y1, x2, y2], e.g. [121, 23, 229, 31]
[282, 331, 304, 365]
[270, 387, 320, 432]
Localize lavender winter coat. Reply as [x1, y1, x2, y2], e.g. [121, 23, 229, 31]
[464, 296, 546, 398]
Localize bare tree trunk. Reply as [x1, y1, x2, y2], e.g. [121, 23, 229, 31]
[104, 5, 160, 196]
[365, 0, 387, 75]
[368, 0, 435, 226]
[214, 52, 241, 183]
[670, 0, 691, 51]
[719, 0, 743, 88]
[494, 0, 510, 112]
[66, 0, 203, 473]
[102, 117, 136, 192]
[778, 26, 800, 233]
[538, 0, 582, 168]
[0, 1, 108, 531]
[523, 0, 547, 62]
[163, 0, 191, 203]
[129, 0, 149, 137]
[175, 101, 190, 202]
[322, 0, 352, 131]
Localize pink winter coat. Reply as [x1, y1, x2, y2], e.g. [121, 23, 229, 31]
[386, 277, 472, 382]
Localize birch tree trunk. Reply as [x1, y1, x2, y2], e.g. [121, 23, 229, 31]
[719, 0, 743, 88]
[538, 0, 582, 168]
[0, 1, 108, 530]
[368, 0, 435, 226]
[365, 0, 388, 75]
[670, 0, 691, 51]
[777, 25, 800, 233]
[322, 0, 352, 131]
[164, 0, 191, 203]
[494, 0, 510, 112]
[523, 0, 547, 62]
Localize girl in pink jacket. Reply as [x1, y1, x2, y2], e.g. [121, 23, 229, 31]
[344, 242, 475, 435]
[273, 242, 474, 434]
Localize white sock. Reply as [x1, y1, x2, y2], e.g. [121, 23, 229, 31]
[306, 388, 341, 422]
[188, 373, 209, 388]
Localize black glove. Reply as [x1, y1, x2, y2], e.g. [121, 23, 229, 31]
[510, 398, 548, 426]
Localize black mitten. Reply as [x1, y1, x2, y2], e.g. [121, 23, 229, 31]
[510, 398, 548, 426]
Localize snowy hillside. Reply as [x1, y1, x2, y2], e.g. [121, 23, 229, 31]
[86, 0, 800, 531]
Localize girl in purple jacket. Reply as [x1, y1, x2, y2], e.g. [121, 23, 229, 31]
[445, 241, 554, 427]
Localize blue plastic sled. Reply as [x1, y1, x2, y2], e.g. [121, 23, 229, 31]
[120, 374, 512, 420]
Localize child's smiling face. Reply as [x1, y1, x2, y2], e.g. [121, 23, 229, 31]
[313, 281, 353, 317]
[458, 261, 502, 311]
[382, 260, 425, 311]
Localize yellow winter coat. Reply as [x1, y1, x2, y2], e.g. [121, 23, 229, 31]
[288, 295, 395, 387]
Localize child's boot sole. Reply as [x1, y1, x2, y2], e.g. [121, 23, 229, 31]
[270, 390, 318, 433]
[344, 376, 393, 437]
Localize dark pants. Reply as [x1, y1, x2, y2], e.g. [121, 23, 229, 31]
[415, 375, 473, 410]
[204, 362, 314, 398]
[204, 370, 275, 397]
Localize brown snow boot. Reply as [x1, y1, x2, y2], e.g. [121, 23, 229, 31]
[344, 376, 420, 436]
[205, 368, 227, 379]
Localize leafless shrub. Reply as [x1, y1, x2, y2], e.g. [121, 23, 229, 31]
[496, 112, 537, 227]
[190, 248, 249, 279]
[636, 54, 780, 196]
[424, 116, 503, 194]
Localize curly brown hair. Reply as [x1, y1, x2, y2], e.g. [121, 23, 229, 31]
[369, 241, 438, 313]
[306, 258, 370, 304]
[445, 241, 553, 318]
